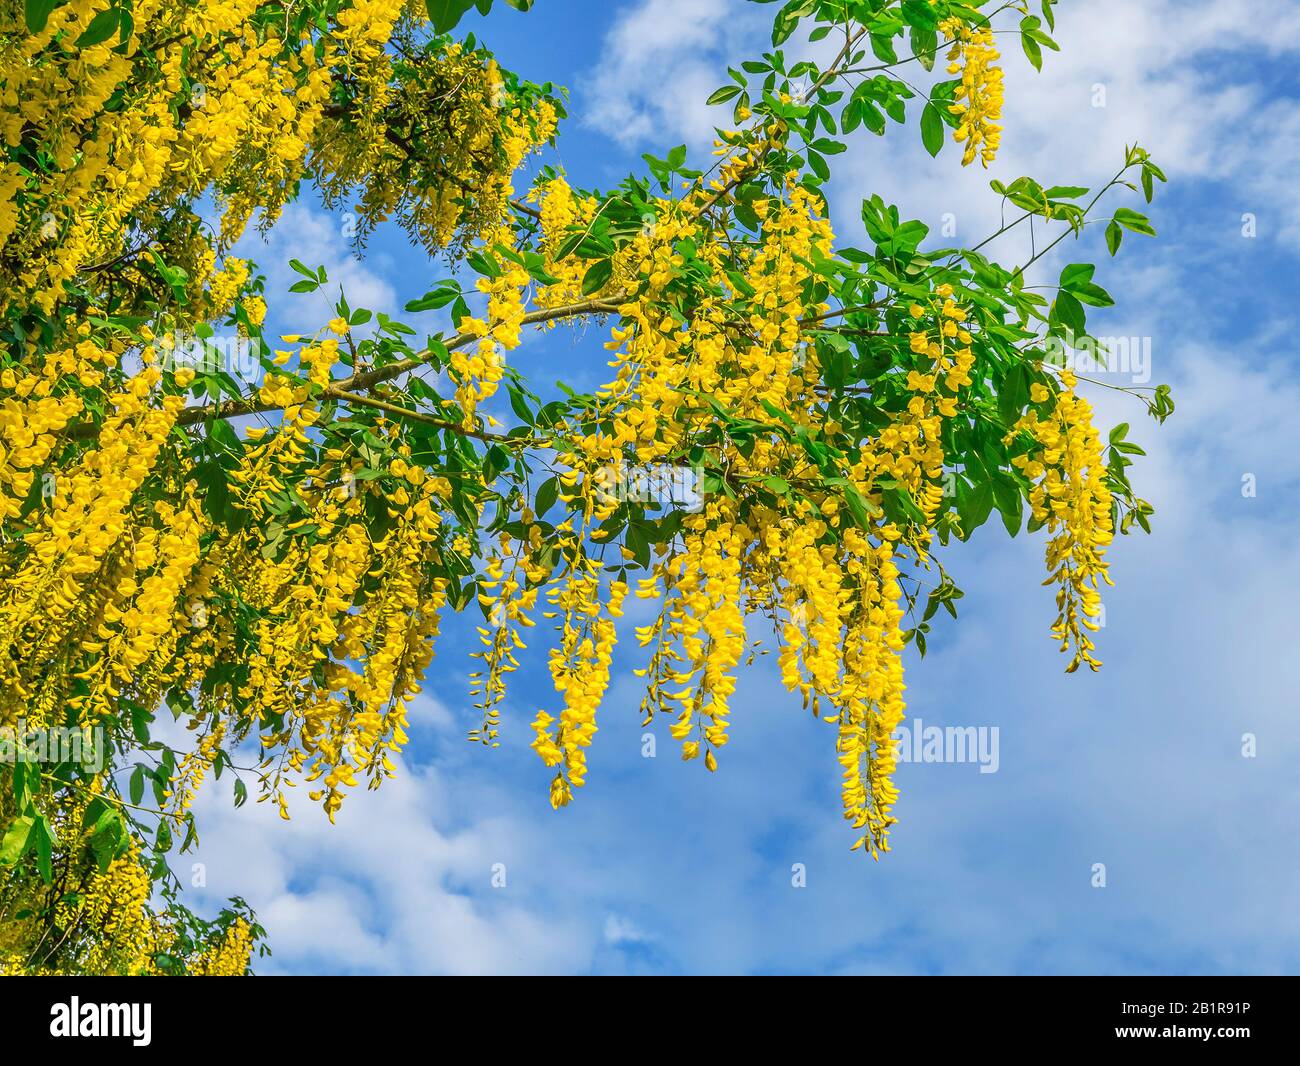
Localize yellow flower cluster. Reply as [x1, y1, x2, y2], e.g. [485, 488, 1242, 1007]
[189, 918, 255, 976]
[312, 40, 557, 255]
[0, 340, 103, 521]
[941, 17, 1005, 167]
[0, 1, 285, 310]
[201, 256, 252, 321]
[0, 1, 553, 319]
[471, 530, 540, 747]
[222, 402, 449, 821]
[0, 314, 463, 830]
[518, 179, 990, 855]
[531, 561, 625, 806]
[451, 227, 529, 425]
[76, 494, 206, 722]
[171, 721, 228, 819]
[835, 541, 908, 854]
[1010, 370, 1115, 671]
[0, 354, 185, 726]
[0, 793, 255, 976]
[532, 177, 602, 309]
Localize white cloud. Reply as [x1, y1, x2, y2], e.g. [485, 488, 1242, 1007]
[230, 201, 400, 332]
[581, 0, 1300, 258]
[185, 758, 594, 975]
[580, 0, 767, 148]
[830, 0, 1300, 260]
[604, 913, 654, 946]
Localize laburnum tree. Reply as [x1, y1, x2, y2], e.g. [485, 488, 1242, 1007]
[0, 0, 1171, 974]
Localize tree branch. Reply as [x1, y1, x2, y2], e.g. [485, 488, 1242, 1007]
[67, 294, 626, 441]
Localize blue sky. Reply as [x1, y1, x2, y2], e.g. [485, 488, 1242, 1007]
[184, 0, 1300, 975]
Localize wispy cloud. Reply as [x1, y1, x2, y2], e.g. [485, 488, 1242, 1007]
[580, 0, 767, 148]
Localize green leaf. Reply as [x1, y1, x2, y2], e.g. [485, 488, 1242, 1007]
[507, 385, 534, 425]
[467, 249, 501, 278]
[0, 815, 34, 865]
[88, 808, 123, 872]
[131, 703, 152, 744]
[483, 444, 510, 481]
[870, 32, 899, 64]
[843, 484, 882, 530]
[11, 762, 35, 810]
[998, 363, 1028, 427]
[75, 7, 120, 48]
[1059, 263, 1095, 289]
[1060, 263, 1113, 306]
[921, 102, 945, 157]
[707, 85, 741, 105]
[772, 0, 815, 45]
[33, 816, 54, 883]
[957, 479, 995, 536]
[1053, 291, 1086, 335]
[1071, 282, 1114, 307]
[405, 284, 460, 313]
[427, 0, 478, 33]
[1105, 220, 1123, 256]
[810, 138, 846, 156]
[1021, 31, 1043, 71]
[533, 476, 559, 518]
[901, 0, 939, 30]
[581, 258, 613, 295]
[993, 475, 1023, 536]
[1043, 185, 1089, 199]
[1113, 207, 1156, 236]
[25, 0, 57, 34]
[130, 764, 145, 806]
[860, 99, 886, 135]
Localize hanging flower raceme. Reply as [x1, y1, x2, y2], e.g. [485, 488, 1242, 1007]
[451, 225, 529, 426]
[940, 17, 1005, 167]
[1010, 371, 1115, 671]
[311, 38, 558, 255]
[511, 178, 1009, 858]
